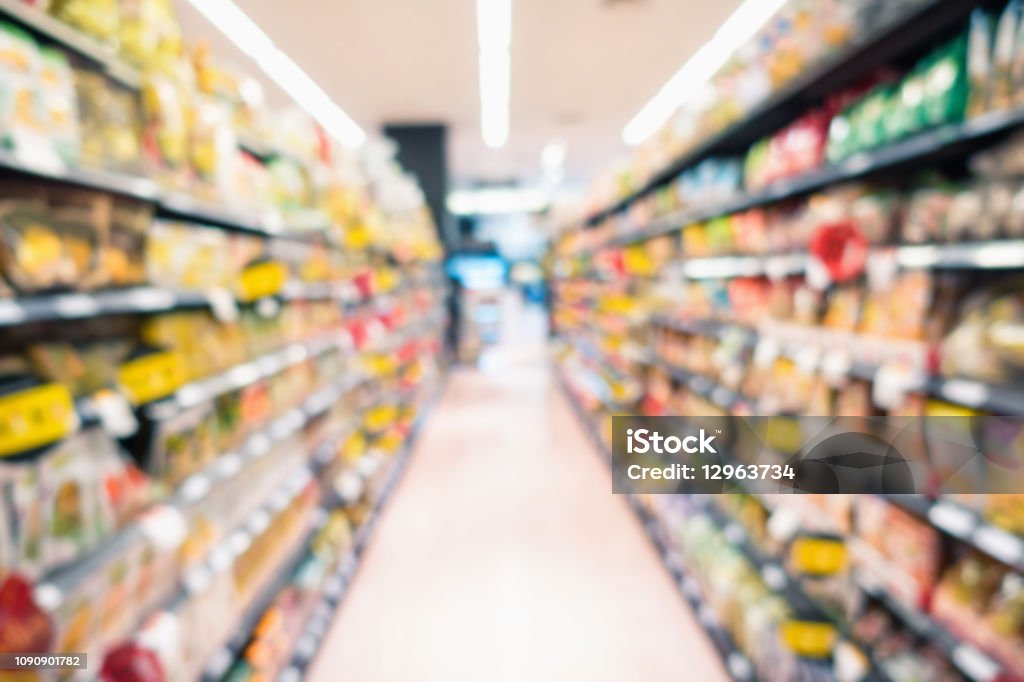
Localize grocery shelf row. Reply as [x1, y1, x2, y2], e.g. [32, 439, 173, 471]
[852, 571, 1003, 682]
[0, 146, 326, 240]
[0, 270, 445, 329]
[557, 370, 757, 682]
[203, 380, 442, 681]
[581, 0, 979, 229]
[559, 328, 1024, 681]
[38, 367, 371, 598]
[648, 314, 1024, 416]
[595, 107, 1024, 251]
[275, 387, 440, 680]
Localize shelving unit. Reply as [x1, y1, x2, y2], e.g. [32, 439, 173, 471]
[553, 1, 1024, 679]
[0, 6, 447, 681]
[581, 0, 979, 230]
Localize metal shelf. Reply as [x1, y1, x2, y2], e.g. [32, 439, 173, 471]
[592, 110, 1024, 252]
[649, 315, 1024, 416]
[853, 571, 1004, 682]
[886, 496, 1024, 574]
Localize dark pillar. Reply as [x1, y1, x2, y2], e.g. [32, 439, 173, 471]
[382, 123, 454, 251]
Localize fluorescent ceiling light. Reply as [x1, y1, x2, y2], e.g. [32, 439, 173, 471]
[477, 0, 511, 149]
[622, 0, 788, 147]
[184, 0, 365, 148]
[447, 187, 548, 215]
[477, 0, 511, 48]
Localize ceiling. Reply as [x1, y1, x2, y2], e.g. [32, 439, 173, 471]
[175, 0, 742, 189]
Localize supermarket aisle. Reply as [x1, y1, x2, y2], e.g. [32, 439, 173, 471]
[308, 294, 728, 682]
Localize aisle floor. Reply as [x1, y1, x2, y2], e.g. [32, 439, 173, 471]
[307, 297, 728, 682]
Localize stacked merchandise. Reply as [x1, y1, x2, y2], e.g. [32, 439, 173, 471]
[0, 1, 448, 680]
[554, 1, 1024, 681]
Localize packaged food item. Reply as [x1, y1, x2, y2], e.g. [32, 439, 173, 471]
[189, 95, 236, 202]
[0, 23, 44, 152]
[0, 573, 55, 656]
[106, 199, 152, 287]
[967, 9, 995, 118]
[923, 34, 968, 128]
[854, 497, 942, 608]
[120, 0, 181, 68]
[902, 184, 955, 244]
[38, 47, 80, 164]
[945, 183, 985, 243]
[74, 70, 142, 172]
[141, 73, 189, 187]
[40, 430, 115, 568]
[991, 1, 1021, 111]
[1013, 12, 1024, 108]
[49, 0, 120, 44]
[0, 459, 46, 575]
[0, 196, 66, 293]
[941, 281, 1024, 383]
[47, 187, 108, 290]
[98, 640, 165, 682]
[144, 221, 232, 292]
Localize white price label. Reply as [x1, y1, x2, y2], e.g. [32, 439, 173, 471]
[806, 257, 833, 291]
[754, 337, 781, 369]
[972, 525, 1024, 566]
[928, 502, 976, 538]
[54, 294, 99, 318]
[138, 505, 188, 550]
[821, 349, 853, 387]
[206, 287, 239, 323]
[13, 131, 66, 175]
[940, 379, 990, 409]
[0, 300, 26, 324]
[866, 248, 900, 292]
[91, 390, 138, 437]
[872, 362, 921, 410]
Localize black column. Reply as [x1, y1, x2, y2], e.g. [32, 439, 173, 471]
[382, 123, 454, 250]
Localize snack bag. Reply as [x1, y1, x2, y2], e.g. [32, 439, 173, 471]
[49, 0, 119, 44]
[967, 9, 994, 118]
[141, 74, 188, 188]
[0, 24, 46, 151]
[0, 198, 66, 293]
[38, 47, 80, 164]
[120, 0, 181, 68]
[992, 0, 1021, 112]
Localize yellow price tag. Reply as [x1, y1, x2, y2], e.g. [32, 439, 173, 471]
[364, 405, 397, 433]
[237, 261, 287, 302]
[779, 620, 836, 658]
[376, 268, 399, 293]
[789, 537, 847, 575]
[342, 431, 367, 463]
[118, 351, 187, 405]
[623, 246, 656, 277]
[0, 383, 77, 457]
[376, 430, 404, 454]
[344, 223, 373, 250]
[366, 354, 398, 377]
